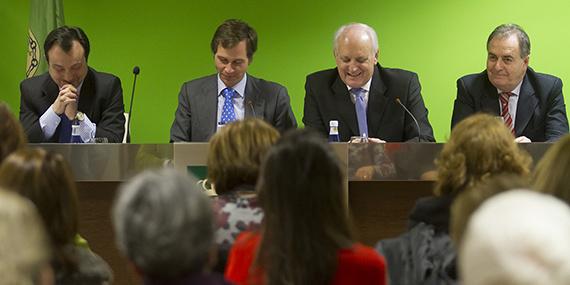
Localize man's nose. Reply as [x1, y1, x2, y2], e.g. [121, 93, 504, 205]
[63, 70, 74, 82]
[225, 64, 234, 73]
[493, 59, 504, 71]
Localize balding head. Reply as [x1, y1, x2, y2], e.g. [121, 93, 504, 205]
[333, 23, 379, 88]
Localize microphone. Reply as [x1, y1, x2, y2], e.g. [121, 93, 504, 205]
[247, 100, 256, 118]
[395, 97, 421, 142]
[126, 66, 140, 143]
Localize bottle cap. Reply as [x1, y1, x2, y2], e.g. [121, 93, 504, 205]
[329, 120, 338, 127]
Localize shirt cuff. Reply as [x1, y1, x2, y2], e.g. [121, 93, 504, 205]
[78, 114, 96, 143]
[39, 105, 62, 139]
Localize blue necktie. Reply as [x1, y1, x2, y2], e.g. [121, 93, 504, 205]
[220, 88, 237, 124]
[351, 88, 368, 137]
[58, 114, 72, 143]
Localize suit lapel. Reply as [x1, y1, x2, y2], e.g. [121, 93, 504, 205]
[332, 75, 359, 136]
[201, 76, 218, 135]
[514, 74, 537, 135]
[367, 65, 388, 137]
[244, 75, 264, 118]
[481, 75, 501, 114]
[78, 69, 95, 116]
[41, 74, 59, 110]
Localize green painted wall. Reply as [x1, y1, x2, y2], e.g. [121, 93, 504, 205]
[2, 0, 569, 142]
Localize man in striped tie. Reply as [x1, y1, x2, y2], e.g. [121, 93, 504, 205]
[452, 23, 569, 142]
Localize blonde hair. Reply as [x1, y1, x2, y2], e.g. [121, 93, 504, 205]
[435, 113, 531, 196]
[0, 188, 51, 285]
[450, 174, 529, 246]
[207, 118, 280, 195]
[533, 134, 570, 204]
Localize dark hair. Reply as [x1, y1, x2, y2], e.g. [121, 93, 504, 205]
[210, 19, 257, 60]
[255, 129, 353, 284]
[0, 102, 27, 163]
[207, 118, 279, 195]
[44, 25, 90, 62]
[0, 148, 79, 273]
[487, 23, 530, 58]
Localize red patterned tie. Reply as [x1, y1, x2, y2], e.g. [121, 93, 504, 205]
[500, 92, 515, 135]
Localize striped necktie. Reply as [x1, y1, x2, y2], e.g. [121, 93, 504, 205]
[500, 92, 515, 135]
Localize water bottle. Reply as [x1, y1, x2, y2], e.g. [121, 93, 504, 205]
[71, 120, 82, 143]
[329, 120, 340, 142]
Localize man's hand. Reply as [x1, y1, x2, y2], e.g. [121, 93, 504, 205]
[51, 84, 78, 119]
[367, 137, 386, 144]
[348, 137, 386, 143]
[515, 136, 531, 143]
[355, 165, 375, 181]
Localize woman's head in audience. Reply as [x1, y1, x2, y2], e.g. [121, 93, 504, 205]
[0, 102, 27, 163]
[450, 173, 529, 246]
[207, 118, 280, 195]
[435, 113, 531, 196]
[0, 188, 53, 285]
[533, 134, 570, 204]
[0, 148, 79, 271]
[113, 169, 214, 279]
[459, 190, 570, 285]
[256, 129, 352, 284]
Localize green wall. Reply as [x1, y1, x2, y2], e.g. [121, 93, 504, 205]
[2, 0, 570, 142]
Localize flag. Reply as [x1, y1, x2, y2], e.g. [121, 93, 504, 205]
[26, 0, 64, 78]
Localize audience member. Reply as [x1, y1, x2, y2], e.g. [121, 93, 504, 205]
[460, 190, 570, 285]
[207, 118, 279, 271]
[0, 188, 53, 285]
[113, 169, 231, 284]
[0, 102, 27, 163]
[0, 148, 112, 284]
[533, 134, 570, 204]
[225, 129, 386, 285]
[449, 174, 529, 247]
[376, 113, 531, 284]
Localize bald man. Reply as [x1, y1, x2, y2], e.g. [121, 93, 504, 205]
[303, 23, 434, 142]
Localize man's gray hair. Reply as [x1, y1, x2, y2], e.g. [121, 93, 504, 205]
[460, 189, 570, 285]
[334, 23, 379, 53]
[113, 169, 214, 278]
[487, 23, 531, 58]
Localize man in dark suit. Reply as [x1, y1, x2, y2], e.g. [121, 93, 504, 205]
[20, 26, 125, 143]
[170, 19, 297, 142]
[452, 23, 568, 142]
[303, 23, 434, 142]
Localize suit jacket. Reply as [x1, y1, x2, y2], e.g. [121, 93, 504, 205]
[170, 74, 297, 142]
[303, 64, 435, 142]
[451, 68, 569, 142]
[19, 68, 126, 143]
